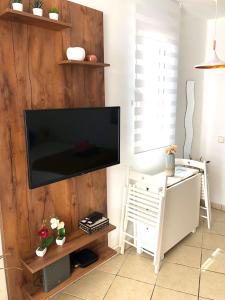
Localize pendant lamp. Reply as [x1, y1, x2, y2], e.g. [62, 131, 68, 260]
[194, 0, 225, 69]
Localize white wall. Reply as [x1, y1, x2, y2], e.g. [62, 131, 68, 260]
[69, 0, 167, 248]
[199, 18, 225, 206]
[177, 10, 225, 207]
[176, 8, 207, 159]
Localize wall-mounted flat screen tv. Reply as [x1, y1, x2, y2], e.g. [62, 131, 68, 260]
[24, 107, 120, 189]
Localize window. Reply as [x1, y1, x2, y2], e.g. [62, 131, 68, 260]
[134, 0, 180, 154]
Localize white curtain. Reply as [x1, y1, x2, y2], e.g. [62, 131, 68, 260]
[134, 0, 180, 154]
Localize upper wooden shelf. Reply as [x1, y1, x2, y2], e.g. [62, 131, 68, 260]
[21, 224, 116, 274]
[0, 9, 72, 31]
[59, 60, 110, 68]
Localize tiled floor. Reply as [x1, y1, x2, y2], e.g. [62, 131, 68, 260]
[51, 209, 225, 300]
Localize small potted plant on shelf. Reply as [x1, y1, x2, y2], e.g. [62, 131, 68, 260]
[32, 0, 43, 17]
[36, 226, 53, 257]
[48, 7, 59, 21]
[11, 0, 23, 12]
[50, 217, 66, 246]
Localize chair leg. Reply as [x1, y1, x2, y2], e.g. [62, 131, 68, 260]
[154, 262, 160, 274]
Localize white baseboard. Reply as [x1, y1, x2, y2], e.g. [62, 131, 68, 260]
[211, 202, 225, 211]
[211, 202, 222, 210]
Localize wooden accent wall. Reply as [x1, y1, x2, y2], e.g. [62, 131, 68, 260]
[0, 1, 107, 299]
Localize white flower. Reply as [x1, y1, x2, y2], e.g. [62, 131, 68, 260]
[57, 222, 65, 230]
[50, 217, 59, 229]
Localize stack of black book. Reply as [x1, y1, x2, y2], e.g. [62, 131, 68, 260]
[79, 212, 109, 234]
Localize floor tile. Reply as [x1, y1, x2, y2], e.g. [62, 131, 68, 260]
[201, 248, 225, 274]
[156, 262, 200, 295]
[126, 247, 150, 258]
[118, 253, 157, 284]
[165, 244, 201, 268]
[151, 286, 197, 300]
[203, 220, 225, 236]
[181, 229, 203, 248]
[200, 270, 225, 300]
[63, 270, 115, 300]
[211, 209, 225, 223]
[97, 253, 127, 275]
[50, 293, 81, 300]
[104, 276, 154, 300]
[202, 232, 225, 252]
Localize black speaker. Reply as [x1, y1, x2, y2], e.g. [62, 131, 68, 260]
[42, 255, 71, 292]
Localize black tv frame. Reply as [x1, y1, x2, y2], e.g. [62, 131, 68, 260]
[24, 107, 120, 189]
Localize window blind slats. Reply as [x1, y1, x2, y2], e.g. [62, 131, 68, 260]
[134, 0, 180, 154]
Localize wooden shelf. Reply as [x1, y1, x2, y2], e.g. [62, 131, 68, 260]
[23, 246, 117, 300]
[0, 9, 72, 31]
[59, 60, 110, 68]
[21, 224, 116, 274]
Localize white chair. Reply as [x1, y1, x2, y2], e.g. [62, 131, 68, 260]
[120, 169, 167, 273]
[175, 158, 211, 229]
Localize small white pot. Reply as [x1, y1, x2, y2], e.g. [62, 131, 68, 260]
[56, 236, 66, 246]
[33, 8, 43, 17]
[12, 3, 23, 12]
[36, 247, 47, 257]
[49, 13, 59, 21]
[66, 47, 85, 61]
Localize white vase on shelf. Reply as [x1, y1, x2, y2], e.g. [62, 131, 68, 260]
[56, 236, 66, 246]
[66, 47, 85, 61]
[12, 3, 23, 12]
[35, 247, 47, 257]
[49, 13, 59, 20]
[33, 8, 43, 17]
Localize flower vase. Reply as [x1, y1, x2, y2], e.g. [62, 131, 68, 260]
[12, 3, 23, 11]
[56, 236, 66, 246]
[36, 247, 47, 257]
[165, 153, 175, 177]
[49, 12, 59, 20]
[33, 8, 43, 16]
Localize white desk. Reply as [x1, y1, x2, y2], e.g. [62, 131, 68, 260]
[137, 167, 201, 256]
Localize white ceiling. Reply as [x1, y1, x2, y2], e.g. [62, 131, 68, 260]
[181, 0, 225, 19]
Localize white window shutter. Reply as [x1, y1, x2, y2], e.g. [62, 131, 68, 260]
[134, 0, 180, 154]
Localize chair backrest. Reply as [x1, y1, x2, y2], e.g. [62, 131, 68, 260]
[128, 169, 167, 195]
[126, 169, 167, 228]
[175, 158, 207, 172]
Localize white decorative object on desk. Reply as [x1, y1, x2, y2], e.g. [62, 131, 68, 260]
[12, 2, 23, 12]
[165, 144, 177, 177]
[66, 47, 86, 61]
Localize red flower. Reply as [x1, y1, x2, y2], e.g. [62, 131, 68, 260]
[38, 227, 48, 239]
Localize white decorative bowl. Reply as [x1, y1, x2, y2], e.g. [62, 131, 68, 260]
[33, 8, 43, 17]
[49, 13, 59, 21]
[66, 47, 85, 61]
[12, 3, 23, 12]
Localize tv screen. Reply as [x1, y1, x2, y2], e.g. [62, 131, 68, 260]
[24, 107, 120, 189]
